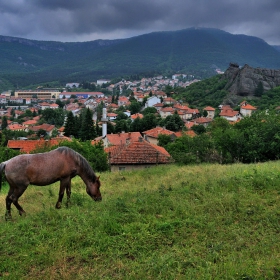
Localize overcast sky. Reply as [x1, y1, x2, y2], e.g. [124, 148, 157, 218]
[0, 0, 280, 45]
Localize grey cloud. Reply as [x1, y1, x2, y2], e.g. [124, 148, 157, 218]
[0, 0, 279, 44]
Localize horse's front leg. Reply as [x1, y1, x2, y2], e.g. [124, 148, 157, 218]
[55, 178, 70, 209]
[66, 180, 72, 208]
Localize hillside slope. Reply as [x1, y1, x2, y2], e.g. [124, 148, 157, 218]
[1, 163, 279, 279]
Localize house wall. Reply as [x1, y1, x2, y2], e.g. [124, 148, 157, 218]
[143, 136, 158, 145]
[145, 96, 161, 108]
[240, 108, 252, 117]
[110, 163, 168, 172]
[207, 111, 215, 119]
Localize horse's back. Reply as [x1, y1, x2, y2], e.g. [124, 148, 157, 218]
[5, 149, 76, 186]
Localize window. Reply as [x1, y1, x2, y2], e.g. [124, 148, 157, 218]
[119, 167, 126, 171]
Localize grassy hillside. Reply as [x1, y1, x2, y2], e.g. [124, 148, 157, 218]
[0, 162, 279, 279]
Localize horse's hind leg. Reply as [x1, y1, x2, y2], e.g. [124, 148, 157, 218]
[5, 188, 14, 221]
[10, 186, 27, 217]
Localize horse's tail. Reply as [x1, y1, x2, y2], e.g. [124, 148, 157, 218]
[0, 162, 6, 192]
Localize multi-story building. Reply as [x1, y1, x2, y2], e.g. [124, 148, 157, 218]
[15, 89, 61, 99]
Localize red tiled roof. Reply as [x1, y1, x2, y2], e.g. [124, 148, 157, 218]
[107, 113, 118, 117]
[131, 113, 143, 119]
[204, 106, 215, 111]
[160, 107, 174, 112]
[109, 103, 119, 108]
[185, 121, 195, 129]
[174, 130, 196, 138]
[143, 127, 174, 138]
[119, 96, 129, 101]
[241, 104, 257, 110]
[174, 104, 190, 111]
[163, 97, 176, 102]
[106, 132, 142, 146]
[193, 117, 213, 124]
[219, 108, 239, 117]
[105, 140, 172, 165]
[33, 116, 40, 121]
[23, 119, 37, 126]
[29, 123, 55, 132]
[7, 137, 71, 153]
[7, 124, 25, 130]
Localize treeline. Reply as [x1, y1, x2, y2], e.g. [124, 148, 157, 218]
[175, 75, 228, 108]
[64, 108, 101, 141]
[250, 86, 280, 110]
[160, 111, 280, 164]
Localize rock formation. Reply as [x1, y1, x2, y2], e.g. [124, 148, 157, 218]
[224, 63, 280, 95]
[222, 63, 280, 105]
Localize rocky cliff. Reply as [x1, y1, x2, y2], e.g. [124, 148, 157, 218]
[222, 63, 280, 105]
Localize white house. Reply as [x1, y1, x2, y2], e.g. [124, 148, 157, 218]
[66, 83, 79, 88]
[240, 101, 257, 117]
[97, 79, 110, 86]
[107, 113, 118, 121]
[145, 96, 161, 108]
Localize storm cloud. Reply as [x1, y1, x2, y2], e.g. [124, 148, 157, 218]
[0, 0, 279, 44]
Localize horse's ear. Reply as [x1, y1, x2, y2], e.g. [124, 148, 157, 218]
[97, 176, 100, 180]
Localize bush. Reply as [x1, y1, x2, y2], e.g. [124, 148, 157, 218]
[31, 139, 109, 172]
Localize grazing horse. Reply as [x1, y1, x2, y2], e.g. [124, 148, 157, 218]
[0, 146, 102, 220]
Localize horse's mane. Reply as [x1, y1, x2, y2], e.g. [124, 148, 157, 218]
[57, 147, 96, 180]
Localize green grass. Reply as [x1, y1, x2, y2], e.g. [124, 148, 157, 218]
[1, 162, 280, 279]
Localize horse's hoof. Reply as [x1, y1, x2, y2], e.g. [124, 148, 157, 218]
[5, 213, 12, 222]
[56, 202, 61, 209]
[19, 210, 26, 216]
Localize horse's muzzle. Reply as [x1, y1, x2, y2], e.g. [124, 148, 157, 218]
[93, 196, 102, 202]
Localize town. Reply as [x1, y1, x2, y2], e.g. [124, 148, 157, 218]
[0, 73, 257, 171]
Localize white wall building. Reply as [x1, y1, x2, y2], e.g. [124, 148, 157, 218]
[145, 96, 161, 108]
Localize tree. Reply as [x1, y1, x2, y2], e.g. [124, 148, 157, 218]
[142, 107, 157, 115]
[56, 99, 65, 108]
[158, 134, 172, 148]
[36, 129, 47, 138]
[192, 124, 206, 135]
[163, 112, 184, 132]
[79, 108, 96, 141]
[1, 116, 8, 130]
[41, 108, 66, 127]
[141, 113, 158, 131]
[24, 109, 33, 118]
[64, 111, 76, 137]
[255, 81, 264, 97]
[115, 119, 129, 133]
[116, 112, 128, 121]
[51, 128, 59, 138]
[107, 121, 115, 134]
[130, 117, 142, 132]
[128, 101, 141, 114]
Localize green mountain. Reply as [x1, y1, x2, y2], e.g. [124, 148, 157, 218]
[1, 27, 280, 90]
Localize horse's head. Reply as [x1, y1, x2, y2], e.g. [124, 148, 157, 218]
[86, 176, 102, 201]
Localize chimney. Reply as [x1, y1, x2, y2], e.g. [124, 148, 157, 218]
[101, 105, 107, 137]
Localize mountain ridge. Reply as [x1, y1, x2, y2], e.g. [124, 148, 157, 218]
[1, 28, 280, 90]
